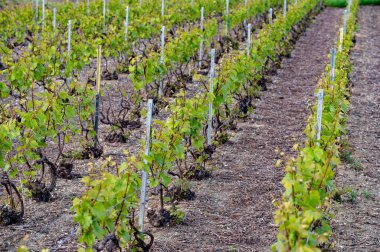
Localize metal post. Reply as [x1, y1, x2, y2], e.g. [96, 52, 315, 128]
[207, 49, 216, 146]
[269, 8, 273, 24]
[68, 20, 72, 59]
[158, 26, 166, 97]
[125, 6, 129, 41]
[94, 46, 102, 139]
[161, 0, 165, 17]
[316, 89, 324, 145]
[247, 23, 252, 56]
[139, 99, 154, 232]
[53, 8, 56, 32]
[225, 0, 229, 35]
[330, 48, 335, 82]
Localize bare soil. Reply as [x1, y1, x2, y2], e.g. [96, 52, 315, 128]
[149, 7, 343, 252]
[330, 6, 380, 252]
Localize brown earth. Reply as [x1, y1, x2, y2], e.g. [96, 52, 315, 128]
[331, 6, 380, 252]
[150, 7, 343, 252]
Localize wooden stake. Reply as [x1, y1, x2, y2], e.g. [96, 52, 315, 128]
[94, 46, 102, 139]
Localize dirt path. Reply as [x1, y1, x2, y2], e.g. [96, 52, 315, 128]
[150, 7, 343, 251]
[331, 6, 380, 251]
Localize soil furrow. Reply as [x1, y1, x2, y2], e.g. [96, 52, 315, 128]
[150, 7, 343, 251]
[331, 6, 380, 251]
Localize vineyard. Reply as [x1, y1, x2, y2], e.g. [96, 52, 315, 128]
[0, 0, 379, 251]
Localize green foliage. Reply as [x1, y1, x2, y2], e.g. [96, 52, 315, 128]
[1, 0, 324, 249]
[72, 157, 142, 249]
[360, 0, 380, 4]
[361, 190, 373, 199]
[324, 0, 380, 6]
[347, 190, 358, 203]
[273, 0, 359, 251]
[324, 0, 348, 7]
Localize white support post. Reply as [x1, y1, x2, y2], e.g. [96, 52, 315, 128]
[87, 0, 90, 15]
[138, 99, 154, 232]
[158, 26, 165, 97]
[343, 9, 347, 34]
[269, 8, 273, 24]
[198, 7, 204, 69]
[53, 8, 56, 32]
[125, 6, 129, 41]
[348, 0, 352, 14]
[244, 0, 247, 25]
[36, 0, 39, 20]
[198, 40, 204, 69]
[316, 89, 324, 145]
[225, 0, 229, 35]
[107, 0, 110, 17]
[283, 0, 287, 18]
[94, 46, 102, 139]
[67, 20, 72, 86]
[139, 0, 142, 7]
[338, 27, 343, 52]
[42, 0, 45, 26]
[200, 6, 204, 31]
[207, 49, 216, 146]
[103, 0, 106, 25]
[247, 23, 252, 56]
[330, 48, 335, 82]
[160, 25, 165, 67]
[161, 0, 165, 17]
[67, 20, 72, 59]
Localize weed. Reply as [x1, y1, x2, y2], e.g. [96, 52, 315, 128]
[362, 190, 373, 200]
[350, 159, 363, 171]
[347, 190, 358, 204]
[170, 207, 185, 224]
[228, 245, 238, 251]
[342, 151, 363, 171]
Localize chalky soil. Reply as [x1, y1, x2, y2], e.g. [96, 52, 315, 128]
[151, 7, 343, 251]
